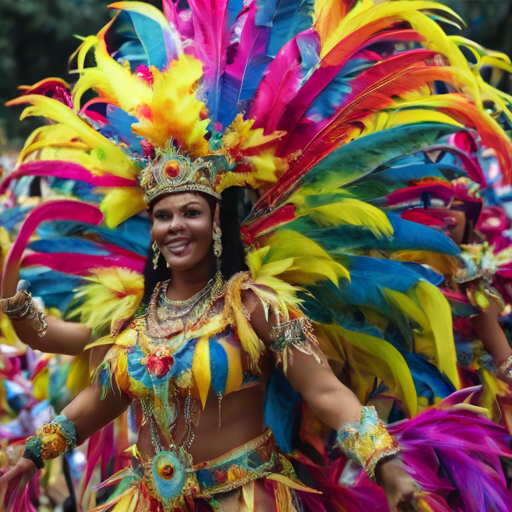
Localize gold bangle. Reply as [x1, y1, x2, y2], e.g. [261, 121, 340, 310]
[0, 290, 48, 337]
[336, 406, 401, 481]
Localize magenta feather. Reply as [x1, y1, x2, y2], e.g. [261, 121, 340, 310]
[385, 183, 455, 206]
[2, 201, 103, 288]
[249, 33, 312, 134]
[187, 0, 230, 122]
[79, 429, 105, 504]
[217, 3, 271, 128]
[3, 473, 39, 512]
[391, 409, 512, 512]
[162, 0, 179, 28]
[21, 249, 145, 276]
[0, 161, 136, 194]
[275, 23, 424, 152]
[432, 145, 487, 187]
[280, 48, 439, 156]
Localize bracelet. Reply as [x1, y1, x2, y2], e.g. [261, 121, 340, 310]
[497, 355, 512, 382]
[270, 317, 322, 371]
[0, 289, 48, 337]
[336, 406, 401, 481]
[23, 414, 77, 469]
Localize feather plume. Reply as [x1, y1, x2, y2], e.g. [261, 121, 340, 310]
[218, 4, 272, 128]
[187, 0, 230, 123]
[109, 2, 182, 69]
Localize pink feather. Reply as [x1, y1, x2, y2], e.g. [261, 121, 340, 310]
[218, 3, 270, 127]
[2, 201, 103, 290]
[21, 249, 145, 276]
[275, 22, 424, 149]
[249, 32, 313, 134]
[187, 0, 230, 122]
[79, 429, 105, 504]
[385, 183, 455, 206]
[281, 48, 440, 156]
[0, 161, 136, 194]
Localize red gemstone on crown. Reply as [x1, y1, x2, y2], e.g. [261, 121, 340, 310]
[165, 161, 181, 178]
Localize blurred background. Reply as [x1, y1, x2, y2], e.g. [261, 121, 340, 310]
[1, 0, 512, 150]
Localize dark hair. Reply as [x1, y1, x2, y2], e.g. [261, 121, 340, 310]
[141, 187, 248, 304]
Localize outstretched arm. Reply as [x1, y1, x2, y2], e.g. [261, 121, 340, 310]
[0, 382, 130, 505]
[1, 262, 92, 356]
[244, 292, 418, 511]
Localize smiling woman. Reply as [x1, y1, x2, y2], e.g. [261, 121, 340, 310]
[150, 193, 216, 276]
[2, 1, 512, 511]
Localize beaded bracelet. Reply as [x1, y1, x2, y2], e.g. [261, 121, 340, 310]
[336, 406, 401, 481]
[0, 289, 48, 337]
[23, 415, 77, 469]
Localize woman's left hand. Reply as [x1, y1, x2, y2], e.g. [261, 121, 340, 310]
[375, 457, 422, 511]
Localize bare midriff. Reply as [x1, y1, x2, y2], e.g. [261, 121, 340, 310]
[135, 385, 266, 464]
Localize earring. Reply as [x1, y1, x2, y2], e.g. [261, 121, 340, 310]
[213, 223, 223, 258]
[152, 241, 160, 270]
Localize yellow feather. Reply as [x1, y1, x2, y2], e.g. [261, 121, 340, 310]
[240, 481, 255, 512]
[99, 187, 147, 228]
[292, 198, 393, 238]
[412, 281, 460, 389]
[320, 323, 418, 417]
[67, 351, 92, 397]
[192, 336, 211, 409]
[390, 250, 460, 276]
[32, 367, 49, 401]
[132, 56, 210, 156]
[72, 268, 144, 335]
[6, 95, 139, 179]
[261, 230, 350, 284]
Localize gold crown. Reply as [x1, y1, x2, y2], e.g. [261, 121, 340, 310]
[140, 147, 226, 205]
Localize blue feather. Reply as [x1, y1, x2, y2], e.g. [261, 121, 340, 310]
[218, 8, 272, 128]
[306, 58, 375, 121]
[263, 367, 301, 453]
[296, 29, 320, 74]
[227, 0, 244, 27]
[119, 10, 177, 70]
[403, 353, 456, 403]
[37, 216, 151, 257]
[255, 0, 315, 57]
[0, 205, 31, 232]
[28, 238, 111, 256]
[289, 213, 460, 255]
[105, 105, 144, 154]
[209, 340, 229, 396]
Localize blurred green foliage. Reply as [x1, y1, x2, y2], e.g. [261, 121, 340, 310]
[0, 0, 112, 145]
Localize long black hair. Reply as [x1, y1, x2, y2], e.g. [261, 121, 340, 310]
[141, 187, 248, 304]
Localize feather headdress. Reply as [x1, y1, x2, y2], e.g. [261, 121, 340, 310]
[4, 0, 512, 416]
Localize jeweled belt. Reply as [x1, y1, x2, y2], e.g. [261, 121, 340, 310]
[138, 429, 287, 511]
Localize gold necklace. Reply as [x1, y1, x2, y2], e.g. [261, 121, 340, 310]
[146, 272, 225, 339]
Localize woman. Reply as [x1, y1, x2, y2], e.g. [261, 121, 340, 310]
[1, 1, 512, 510]
[0, 183, 419, 511]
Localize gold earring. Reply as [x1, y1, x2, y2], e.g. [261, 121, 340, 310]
[213, 223, 222, 258]
[152, 242, 160, 270]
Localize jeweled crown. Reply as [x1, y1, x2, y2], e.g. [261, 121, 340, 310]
[140, 146, 225, 205]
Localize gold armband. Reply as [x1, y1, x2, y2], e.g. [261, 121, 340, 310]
[269, 317, 322, 371]
[336, 406, 401, 481]
[0, 289, 47, 337]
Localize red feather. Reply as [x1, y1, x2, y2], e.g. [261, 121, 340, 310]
[275, 20, 422, 145]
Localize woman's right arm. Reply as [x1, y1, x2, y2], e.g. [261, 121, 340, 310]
[1, 263, 92, 356]
[0, 383, 131, 499]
